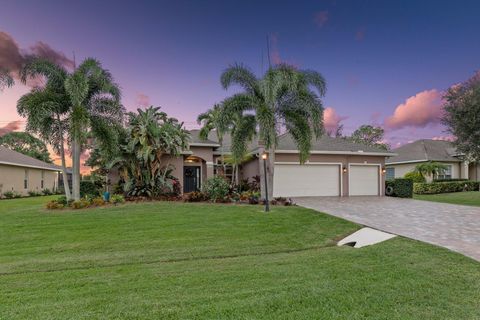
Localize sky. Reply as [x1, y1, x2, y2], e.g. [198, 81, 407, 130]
[1, 0, 480, 166]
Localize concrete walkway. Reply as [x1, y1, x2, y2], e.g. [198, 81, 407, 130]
[294, 196, 480, 262]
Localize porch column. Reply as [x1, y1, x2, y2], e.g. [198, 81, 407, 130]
[462, 161, 469, 180]
[206, 161, 215, 179]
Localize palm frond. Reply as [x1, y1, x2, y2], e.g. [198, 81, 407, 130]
[220, 63, 259, 95]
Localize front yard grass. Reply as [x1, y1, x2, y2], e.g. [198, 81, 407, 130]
[414, 191, 480, 207]
[1, 196, 479, 319]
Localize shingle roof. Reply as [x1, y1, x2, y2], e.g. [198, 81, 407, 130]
[188, 130, 220, 146]
[193, 129, 393, 156]
[0, 146, 60, 171]
[386, 139, 461, 164]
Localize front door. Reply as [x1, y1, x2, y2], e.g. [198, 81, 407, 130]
[184, 166, 201, 193]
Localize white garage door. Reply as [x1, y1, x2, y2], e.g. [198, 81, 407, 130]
[349, 165, 380, 196]
[273, 164, 341, 197]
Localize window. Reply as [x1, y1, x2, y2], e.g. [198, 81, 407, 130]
[386, 167, 395, 180]
[214, 160, 233, 182]
[41, 170, 45, 189]
[24, 169, 29, 189]
[437, 165, 452, 180]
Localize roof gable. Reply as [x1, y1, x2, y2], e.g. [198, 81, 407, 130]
[0, 146, 59, 171]
[386, 140, 460, 164]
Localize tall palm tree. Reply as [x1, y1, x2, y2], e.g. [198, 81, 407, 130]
[197, 103, 229, 175]
[221, 63, 326, 199]
[18, 59, 72, 199]
[20, 58, 123, 200]
[228, 112, 256, 185]
[64, 58, 123, 200]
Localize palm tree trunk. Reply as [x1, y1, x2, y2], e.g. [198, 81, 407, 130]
[72, 136, 81, 200]
[59, 138, 71, 200]
[267, 147, 275, 200]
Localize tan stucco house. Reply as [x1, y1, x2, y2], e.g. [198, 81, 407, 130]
[385, 139, 480, 181]
[149, 131, 396, 197]
[0, 146, 60, 197]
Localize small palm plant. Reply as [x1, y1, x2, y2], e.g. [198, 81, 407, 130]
[414, 162, 449, 181]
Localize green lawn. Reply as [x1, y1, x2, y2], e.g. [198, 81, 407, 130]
[414, 191, 480, 207]
[1, 196, 479, 319]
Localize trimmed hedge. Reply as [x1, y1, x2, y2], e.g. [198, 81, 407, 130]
[414, 180, 480, 195]
[433, 178, 468, 183]
[385, 178, 413, 198]
[404, 171, 426, 183]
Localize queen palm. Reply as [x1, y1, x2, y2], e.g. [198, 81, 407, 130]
[221, 63, 326, 199]
[197, 103, 229, 175]
[0, 68, 14, 90]
[228, 112, 256, 185]
[17, 59, 72, 199]
[20, 58, 123, 200]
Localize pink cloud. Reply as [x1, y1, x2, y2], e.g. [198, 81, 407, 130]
[385, 89, 444, 130]
[313, 11, 329, 28]
[135, 93, 150, 107]
[431, 135, 455, 142]
[323, 107, 348, 134]
[0, 120, 22, 136]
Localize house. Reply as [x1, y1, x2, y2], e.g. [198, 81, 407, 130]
[385, 139, 480, 181]
[159, 131, 396, 197]
[0, 146, 60, 196]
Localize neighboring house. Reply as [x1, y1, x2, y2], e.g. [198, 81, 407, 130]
[138, 130, 396, 197]
[57, 167, 73, 191]
[0, 146, 60, 196]
[385, 139, 480, 181]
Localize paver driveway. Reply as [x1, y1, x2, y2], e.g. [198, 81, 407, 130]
[295, 196, 480, 262]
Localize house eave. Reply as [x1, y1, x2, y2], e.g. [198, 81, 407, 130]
[189, 143, 220, 147]
[0, 161, 60, 171]
[386, 159, 462, 165]
[274, 150, 397, 157]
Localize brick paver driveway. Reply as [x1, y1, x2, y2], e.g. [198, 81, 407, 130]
[295, 196, 480, 262]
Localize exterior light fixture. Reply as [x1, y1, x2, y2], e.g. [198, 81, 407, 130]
[261, 152, 270, 212]
[382, 167, 386, 174]
[343, 166, 347, 173]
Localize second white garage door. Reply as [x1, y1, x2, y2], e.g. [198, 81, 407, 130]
[349, 165, 380, 196]
[273, 164, 341, 197]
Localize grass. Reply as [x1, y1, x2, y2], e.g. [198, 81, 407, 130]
[1, 196, 480, 319]
[414, 191, 480, 207]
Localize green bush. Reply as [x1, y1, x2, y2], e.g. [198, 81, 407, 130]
[414, 181, 480, 194]
[202, 176, 230, 202]
[71, 199, 90, 209]
[110, 194, 125, 205]
[3, 191, 22, 199]
[404, 171, 426, 183]
[385, 178, 413, 198]
[28, 191, 42, 197]
[433, 178, 468, 183]
[80, 181, 101, 197]
[46, 200, 64, 210]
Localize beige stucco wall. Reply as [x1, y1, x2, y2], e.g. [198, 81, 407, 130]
[469, 162, 480, 181]
[240, 157, 260, 182]
[0, 164, 58, 196]
[386, 161, 462, 180]
[248, 153, 386, 196]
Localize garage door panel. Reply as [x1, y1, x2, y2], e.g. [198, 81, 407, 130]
[273, 164, 340, 197]
[349, 165, 379, 196]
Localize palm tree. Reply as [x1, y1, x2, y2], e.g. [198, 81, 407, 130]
[17, 59, 72, 199]
[197, 103, 229, 175]
[221, 63, 326, 199]
[0, 68, 14, 90]
[414, 162, 449, 181]
[20, 58, 123, 200]
[228, 112, 256, 185]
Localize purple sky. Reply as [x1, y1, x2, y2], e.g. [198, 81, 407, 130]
[1, 0, 480, 150]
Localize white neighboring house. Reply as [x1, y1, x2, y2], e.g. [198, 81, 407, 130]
[385, 139, 480, 181]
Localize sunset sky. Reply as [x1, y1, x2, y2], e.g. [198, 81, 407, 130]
[1, 0, 480, 164]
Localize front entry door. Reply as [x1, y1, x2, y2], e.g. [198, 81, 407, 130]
[184, 166, 201, 193]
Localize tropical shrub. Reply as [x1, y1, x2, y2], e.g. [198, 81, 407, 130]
[80, 181, 101, 197]
[385, 178, 413, 198]
[3, 191, 21, 199]
[414, 181, 479, 194]
[42, 188, 53, 196]
[28, 191, 42, 197]
[91, 197, 106, 207]
[110, 194, 125, 205]
[46, 200, 64, 210]
[184, 191, 207, 202]
[404, 171, 426, 183]
[202, 176, 230, 202]
[71, 199, 90, 209]
[56, 196, 70, 206]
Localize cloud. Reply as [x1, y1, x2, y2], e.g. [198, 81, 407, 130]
[0, 120, 22, 136]
[384, 89, 444, 130]
[431, 135, 455, 142]
[313, 11, 329, 28]
[0, 31, 74, 86]
[323, 107, 348, 134]
[267, 34, 300, 67]
[355, 27, 366, 41]
[135, 92, 151, 107]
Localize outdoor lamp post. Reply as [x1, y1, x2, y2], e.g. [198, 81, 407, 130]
[261, 152, 270, 212]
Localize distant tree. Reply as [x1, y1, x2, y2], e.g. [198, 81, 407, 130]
[0, 68, 14, 90]
[443, 72, 480, 160]
[0, 132, 52, 163]
[221, 63, 326, 199]
[349, 125, 389, 150]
